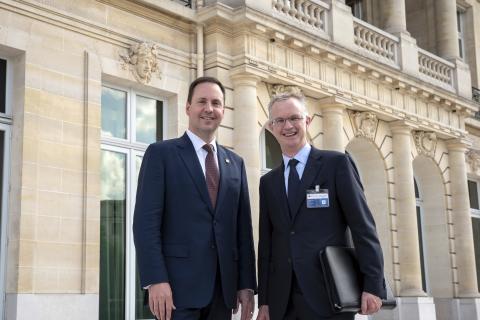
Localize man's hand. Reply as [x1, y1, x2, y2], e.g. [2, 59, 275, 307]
[256, 305, 270, 320]
[360, 291, 382, 315]
[148, 282, 176, 320]
[233, 289, 255, 320]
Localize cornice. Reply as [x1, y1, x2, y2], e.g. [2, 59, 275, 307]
[1, 0, 194, 66]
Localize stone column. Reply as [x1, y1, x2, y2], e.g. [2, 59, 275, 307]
[231, 73, 261, 232]
[379, 0, 408, 34]
[319, 96, 350, 152]
[435, 0, 460, 60]
[390, 121, 426, 297]
[447, 139, 479, 297]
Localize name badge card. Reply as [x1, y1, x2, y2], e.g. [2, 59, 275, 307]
[306, 186, 329, 208]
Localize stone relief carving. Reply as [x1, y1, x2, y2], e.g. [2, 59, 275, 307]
[268, 84, 303, 97]
[413, 131, 437, 157]
[351, 111, 378, 140]
[466, 150, 480, 173]
[120, 42, 161, 84]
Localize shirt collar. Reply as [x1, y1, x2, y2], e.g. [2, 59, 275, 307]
[186, 129, 217, 153]
[282, 143, 311, 169]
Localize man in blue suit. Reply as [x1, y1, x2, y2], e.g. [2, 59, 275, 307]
[256, 92, 386, 320]
[133, 77, 257, 320]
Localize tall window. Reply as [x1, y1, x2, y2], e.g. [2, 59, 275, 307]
[100, 85, 165, 320]
[468, 179, 480, 290]
[457, 9, 465, 60]
[346, 0, 363, 19]
[415, 179, 428, 293]
[261, 129, 282, 174]
[0, 56, 12, 320]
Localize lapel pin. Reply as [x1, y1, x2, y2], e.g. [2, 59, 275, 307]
[225, 159, 230, 164]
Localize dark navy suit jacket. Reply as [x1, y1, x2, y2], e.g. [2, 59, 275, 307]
[258, 147, 386, 319]
[133, 133, 257, 309]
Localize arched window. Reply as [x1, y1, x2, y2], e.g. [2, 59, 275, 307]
[261, 129, 282, 174]
[415, 178, 428, 293]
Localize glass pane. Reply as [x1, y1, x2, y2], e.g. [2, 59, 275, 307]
[414, 179, 420, 199]
[416, 206, 427, 293]
[102, 87, 127, 139]
[99, 150, 126, 320]
[265, 130, 282, 169]
[469, 180, 479, 210]
[472, 217, 480, 291]
[0, 59, 6, 113]
[136, 95, 163, 144]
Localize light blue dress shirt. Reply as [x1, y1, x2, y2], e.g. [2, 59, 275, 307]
[282, 143, 312, 193]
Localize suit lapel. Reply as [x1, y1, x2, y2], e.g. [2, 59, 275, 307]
[271, 164, 292, 225]
[215, 146, 231, 216]
[290, 148, 324, 221]
[176, 133, 214, 213]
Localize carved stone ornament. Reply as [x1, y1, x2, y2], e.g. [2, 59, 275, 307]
[120, 42, 161, 84]
[268, 84, 304, 97]
[466, 150, 480, 173]
[413, 131, 437, 157]
[351, 111, 378, 140]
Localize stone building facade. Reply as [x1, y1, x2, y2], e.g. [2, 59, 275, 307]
[0, 0, 480, 319]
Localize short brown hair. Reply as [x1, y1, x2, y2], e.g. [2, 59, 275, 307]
[187, 76, 226, 103]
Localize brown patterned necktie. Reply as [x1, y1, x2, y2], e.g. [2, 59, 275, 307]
[203, 144, 220, 208]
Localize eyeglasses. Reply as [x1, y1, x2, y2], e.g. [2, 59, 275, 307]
[270, 115, 305, 127]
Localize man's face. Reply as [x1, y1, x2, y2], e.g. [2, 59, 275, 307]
[186, 82, 224, 140]
[268, 97, 311, 153]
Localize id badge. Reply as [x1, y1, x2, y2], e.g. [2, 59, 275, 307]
[306, 186, 329, 208]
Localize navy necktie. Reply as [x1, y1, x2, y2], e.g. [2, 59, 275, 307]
[288, 158, 300, 217]
[203, 144, 219, 208]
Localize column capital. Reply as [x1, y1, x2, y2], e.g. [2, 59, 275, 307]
[318, 96, 352, 112]
[229, 66, 268, 86]
[389, 120, 418, 135]
[446, 138, 472, 152]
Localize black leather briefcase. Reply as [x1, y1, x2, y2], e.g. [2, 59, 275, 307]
[319, 246, 397, 313]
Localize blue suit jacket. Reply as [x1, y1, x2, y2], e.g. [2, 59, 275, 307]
[258, 147, 386, 319]
[133, 133, 257, 309]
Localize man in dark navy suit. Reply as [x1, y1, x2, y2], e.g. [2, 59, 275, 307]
[133, 77, 256, 320]
[256, 92, 386, 320]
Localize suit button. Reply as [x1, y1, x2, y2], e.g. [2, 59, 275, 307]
[290, 231, 295, 235]
[288, 258, 291, 264]
[211, 244, 216, 249]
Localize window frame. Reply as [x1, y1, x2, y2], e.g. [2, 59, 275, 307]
[100, 84, 167, 151]
[0, 55, 12, 122]
[456, 8, 466, 60]
[0, 123, 11, 320]
[100, 83, 166, 320]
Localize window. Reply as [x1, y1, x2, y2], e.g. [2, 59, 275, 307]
[99, 85, 165, 320]
[415, 179, 428, 293]
[457, 9, 465, 60]
[0, 59, 5, 113]
[261, 129, 282, 174]
[468, 179, 480, 290]
[346, 0, 363, 19]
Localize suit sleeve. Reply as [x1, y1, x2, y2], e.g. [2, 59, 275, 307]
[236, 159, 258, 292]
[133, 144, 169, 287]
[257, 177, 272, 305]
[335, 154, 387, 299]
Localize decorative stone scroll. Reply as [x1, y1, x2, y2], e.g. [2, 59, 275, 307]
[466, 150, 480, 174]
[120, 42, 161, 84]
[351, 111, 378, 140]
[413, 131, 437, 158]
[268, 84, 304, 97]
